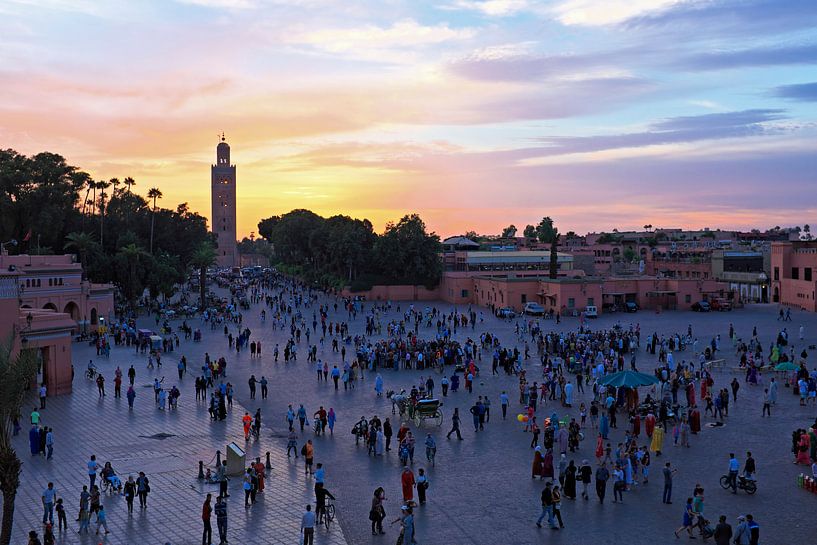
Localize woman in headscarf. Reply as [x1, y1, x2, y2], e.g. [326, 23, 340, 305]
[645, 411, 656, 438]
[796, 430, 811, 465]
[542, 448, 555, 480]
[600, 412, 610, 440]
[557, 426, 569, 455]
[28, 425, 40, 456]
[563, 460, 577, 499]
[401, 466, 415, 503]
[531, 446, 545, 480]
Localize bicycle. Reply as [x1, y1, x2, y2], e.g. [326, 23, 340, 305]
[323, 498, 336, 530]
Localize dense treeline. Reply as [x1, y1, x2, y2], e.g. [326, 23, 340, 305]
[257, 210, 442, 290]
[0, 149, 216, 305]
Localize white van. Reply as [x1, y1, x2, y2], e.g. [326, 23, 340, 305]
[584, 305, 598, 318]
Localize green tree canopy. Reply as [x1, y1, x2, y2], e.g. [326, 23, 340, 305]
[258, 211, 441, 289]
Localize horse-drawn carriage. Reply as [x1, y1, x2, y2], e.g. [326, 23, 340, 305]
[412, 399, 443, 427]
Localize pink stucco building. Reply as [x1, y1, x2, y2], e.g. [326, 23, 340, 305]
[1, 254, 114, 332]
[0, 254, 115, 395]
[0, 273, 76, 395]
[771, 241, 817, 310]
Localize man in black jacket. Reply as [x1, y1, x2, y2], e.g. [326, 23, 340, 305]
[535, 482, 558, 529]
[713, 515, 732, 545]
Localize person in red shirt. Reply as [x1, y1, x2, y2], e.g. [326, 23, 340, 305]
[401, 466, 415, 503]
[253, 457, 265, 493]
[242, 412, 252, 441]
[201, 493, 212, 545]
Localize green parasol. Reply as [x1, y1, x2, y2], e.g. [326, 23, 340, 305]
[774, 361, 799, 372]
[598, 370, 660, 388]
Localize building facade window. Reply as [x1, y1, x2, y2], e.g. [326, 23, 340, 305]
[792, 267, 799, 280]
[774, 267, 779, 281]
[567, 297, 575, 308]
[806, 268, 813, 282]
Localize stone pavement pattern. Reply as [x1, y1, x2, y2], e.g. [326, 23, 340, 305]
[7, 294, 817, 545]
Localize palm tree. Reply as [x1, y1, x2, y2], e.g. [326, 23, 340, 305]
[90, 180, 99, 217]
[123, 177, 136, 194]
[190, 242, 217, 309]
[0, 334, 39, 545]
[96, 180, 111, 247]
[147, 187, 163, 254]
[117, 243, 149, 305]
[64, 232, 97, 279]
[80, 179, 94, 228]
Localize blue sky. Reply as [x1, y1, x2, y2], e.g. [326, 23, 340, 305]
[1, 0, 815, 236]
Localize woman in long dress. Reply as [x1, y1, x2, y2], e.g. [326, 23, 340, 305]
[680, 418, 691, 448]
[645, 412, 656, 438]
[532, 446, 545, 479]
[600, 413, 609, 439]
[689, 408, 701, 434]
[542, 449, 554, 480]
[563, 460, 577, 499]
[557, 427, 569, 455]
[401, 467, 415, 503]
[375, 429, 385, 456]
[797, 431, 811, 465]
[595, 434, 604, 463]
[650, 426, 664, 456]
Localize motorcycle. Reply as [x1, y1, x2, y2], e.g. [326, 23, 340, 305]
[719, 474, 757, 494]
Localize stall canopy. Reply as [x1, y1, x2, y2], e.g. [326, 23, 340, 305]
[599, 370, 660, 388]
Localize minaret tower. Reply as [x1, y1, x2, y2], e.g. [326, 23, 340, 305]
[211, 133, 238, 267]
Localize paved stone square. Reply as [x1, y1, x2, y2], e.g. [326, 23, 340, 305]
[8, 294, 817, 545]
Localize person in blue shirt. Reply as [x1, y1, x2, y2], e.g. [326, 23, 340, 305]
[41, 482, 56, 524]
[728, 453, 740, 493]
[95, 505, 109, 535]
[425, 434, 437, 464]
[301, 505, 315, 545]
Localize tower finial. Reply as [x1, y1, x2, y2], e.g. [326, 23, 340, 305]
[221, 132, 225, 142]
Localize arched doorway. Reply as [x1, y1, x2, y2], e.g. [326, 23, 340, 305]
[43, 302, 57, 312]
[773, 287, 779, 303]
[90, 308, 98, 325]
[63, 301, 80, 321]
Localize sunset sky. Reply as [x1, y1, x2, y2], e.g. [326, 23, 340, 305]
[3, 0, 816, 238]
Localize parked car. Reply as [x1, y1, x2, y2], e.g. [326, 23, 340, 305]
[523, 302, 546, 316]
[584, 305, 598, 318]
[624, 301, 639, 313]
[495, 307, 516, 319]
[692, 301, 711, 312]
[711, 298, 732, 311]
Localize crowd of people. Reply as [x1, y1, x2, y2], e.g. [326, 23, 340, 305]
[22, 269, 817, 545]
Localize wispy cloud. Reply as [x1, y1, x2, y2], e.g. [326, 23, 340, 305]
[283, 18, 476, 54]
[679, 43, 817, 70]
[773, 82, 817, 102]
[626, 0, 817, 36]
[445, 0, 530, 17]
[551, 0, 690, 27]
[523, 109, 788, 160]
[449, 48, 621, 81]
